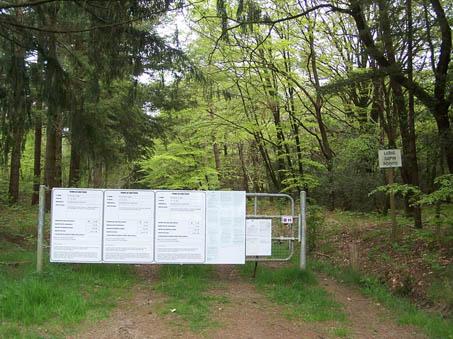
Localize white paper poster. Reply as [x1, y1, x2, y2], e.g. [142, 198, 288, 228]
[103, 190, 155, 263]
[50, 189, 103, 263]
[205, 191, 246, 264]
[155, 191, 206, 263]
[246, 219, 272, 256]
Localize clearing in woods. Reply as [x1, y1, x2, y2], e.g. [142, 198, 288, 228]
[75, 265, 425, 339]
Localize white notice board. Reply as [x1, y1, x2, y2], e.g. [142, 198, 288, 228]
[103, 190, 155, 263]
[378, 149, 402, 168]
[246, 219, 272, 256]
[50, 188, 103, 263]
[206, 191, 246, 264]
[155, 191, 206, 263]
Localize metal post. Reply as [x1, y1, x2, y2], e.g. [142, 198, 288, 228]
[37, 185, 46, 273]
[387, 168, 398, 241]
[299, 191, 306, 270]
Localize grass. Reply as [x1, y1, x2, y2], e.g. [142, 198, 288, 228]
[155, 265, 228, 332]
[241, 262, 347, 323]
[0, 254, 137, 338]
[330, 326, 351, 338]
[0, 203, 137, 338]
[312, 259, 453, 339]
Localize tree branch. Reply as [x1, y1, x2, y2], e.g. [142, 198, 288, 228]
[0, 0, 58, 10]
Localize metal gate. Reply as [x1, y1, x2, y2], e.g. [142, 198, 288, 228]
[246, 191, 306, 269]
[35, 186, 307, 271]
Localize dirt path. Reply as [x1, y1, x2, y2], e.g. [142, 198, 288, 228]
[74, 266, 426, 339]
[318, 275, 425, 338]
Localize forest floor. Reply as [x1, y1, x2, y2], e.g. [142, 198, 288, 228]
[314, 208, 453, 317]
[74, 265, 425, 339]
[1, 202, 452, 338]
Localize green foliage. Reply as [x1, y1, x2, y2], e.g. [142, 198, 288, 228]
[139, 142, 219, 189]
[417, 175, 453, 206]
[369, 183, 422, 202]
[281, 159, 324, 192]
[370, 174, 453, 211]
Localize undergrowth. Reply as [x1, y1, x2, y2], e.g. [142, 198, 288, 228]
[312, 260, 453, 339]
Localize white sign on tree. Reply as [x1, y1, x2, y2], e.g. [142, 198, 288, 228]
[378, 149, 402, 168]
[378, 149, 402, 240]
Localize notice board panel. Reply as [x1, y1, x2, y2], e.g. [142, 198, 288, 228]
[103, 190, 155, 263]
[155, 191, 206, 263]
[246, 219, 272, 256]
[205, 191, 246, 264]
[50, 188, 103, 263]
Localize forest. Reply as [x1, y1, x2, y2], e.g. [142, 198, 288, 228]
[0, 0, 452, 337]
[1, 0, 452, 221]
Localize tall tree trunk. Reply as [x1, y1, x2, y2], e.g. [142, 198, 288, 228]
[55, 118, 62, 187]
[250, 142, 262, 192]
[8, 131, 23, 203]
[350, 0, 452, 173]
[31, 52, 44, 205]
[68, 142, 81, 187]
[43, 2, 63, 208]
[92, 161, 103, 188]
[235, 80, 281, 191]
[45, 115, 57, 208]
[308, 32, 335, 208]
[7, 25, 27, 204]
[430, 0, 453, 173]
[378, 0, 422, 228]
[31, 115, 42, 205]
[281, 43, 305, 190]
[406, 0, 422, 228]
[208, 108, 222, 185]
[237, 143, 249, 191]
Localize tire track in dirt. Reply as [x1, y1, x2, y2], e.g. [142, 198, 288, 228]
[205, 266, 323, 339]
[318, 274, 426, 338]
[73, 265, 427, 339]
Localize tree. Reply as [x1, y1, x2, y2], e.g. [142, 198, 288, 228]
[0, 0, 185, 204]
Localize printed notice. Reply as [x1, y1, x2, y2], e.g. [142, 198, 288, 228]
[206, 191, 246, 264]
[50, 189, 103, 263]
[155, 191, 206, 263]
[246, 219, 272, 256]
[103, 190, 154, 263]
